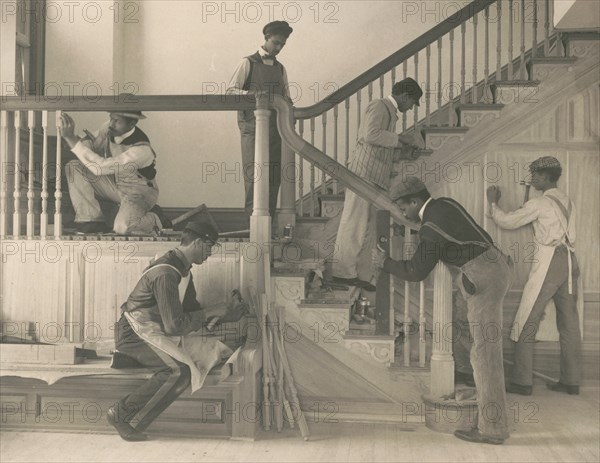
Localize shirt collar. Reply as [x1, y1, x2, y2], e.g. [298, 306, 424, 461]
[113, 127, 135, 144]
[259, 47, 274, 60]
[173, 248, 192, 275]
[418, 197, 433, 221]
[542, 188, 559, 196]
[387, 95, 400, 113]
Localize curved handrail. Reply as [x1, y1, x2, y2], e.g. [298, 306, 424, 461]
[269, 94, 419, 231]
[293, 0, 496, 120]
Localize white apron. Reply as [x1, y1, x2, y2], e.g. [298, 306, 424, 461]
[124, 264, 233, 392]
[510, 196, 584, 342]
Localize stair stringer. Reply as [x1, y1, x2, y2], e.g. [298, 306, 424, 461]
[420, 52, 600, 190]
[274, 285, 430, 406]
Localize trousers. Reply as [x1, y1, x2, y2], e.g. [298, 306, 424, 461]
[512, 246, 581, 386]
[456, 247, 513, 439]
[114, 315, 191, 431]
[65, 160, 161, 235]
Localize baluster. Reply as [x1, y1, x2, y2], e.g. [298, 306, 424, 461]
[509, 0, 514, 79]
[0, 111, 8, 238]
[496, 1, 503, 80]
[368, 81, 373, 103]
[449, 29, 455, 126]
[403, 230, 413, 367]
[520, 0, 526, 79]
[437, 38, 442, 126]
[544, 0, 550, 55]
[484, 7, 490, 102]
[425, 44, 431, 127]
[379, 75, 385, 99]
[356, 89, 362, 134]
[532, 0, 538, 57]
[333, 105, 339, 194]
[472, 13, 478, 103]
[26, 111, 35, 238]
[310, 118, 316, 217]
[40, 111, 49, 237]
[344, 99, 350, 165]
[402, 61, 408, 131]
[54, 111, 63, 237]
[391, 68, 397, 131]
[419, 280, 426, 368]
[413, 52, 419, 132]
[321, 113, 327, 195]
[298, 120, 304, 217]
[13, 111, 22, 236]
[460, 22, 466, 104]
[389, 216, 395, 337]
[549, 0, 559, 57]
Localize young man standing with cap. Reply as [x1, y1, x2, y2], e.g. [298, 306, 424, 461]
[372, 176, 513, 445]
[108, 218, 247, 441]
[487, 156, 582, 396]
[331, 78, 423, 291]
[226, 20, 293, 219]
[60, 111, 170, 235]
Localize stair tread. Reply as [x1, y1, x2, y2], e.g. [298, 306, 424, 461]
[492, 80, 540, 86]
[530, 56, 577, 63]
[343, 334, 396, 341]
[421, 126, 469, 133]
[456, 103, 505, 110]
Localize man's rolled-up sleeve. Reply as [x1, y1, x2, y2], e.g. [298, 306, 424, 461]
[71, 141, 154, 177]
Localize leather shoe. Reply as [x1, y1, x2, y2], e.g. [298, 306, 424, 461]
[454, 428, 504, 445]
[106, 406, 148, 441]
[455, 370, 476, 388]
[331, 276, 376, 292]
[76, 221, 109, 234]
[546, 381, 579, 395]
[505, 382, 532, 396]
[150, 204, 173, 229]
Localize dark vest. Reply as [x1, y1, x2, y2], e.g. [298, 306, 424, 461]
[102, 127, 157, 181]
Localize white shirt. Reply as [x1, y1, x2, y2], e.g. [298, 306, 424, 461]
[226, 48, 289, 95]
[490, 188, 576, 247]
[418, 197, 433, 221]
[387, 95, 400, 114]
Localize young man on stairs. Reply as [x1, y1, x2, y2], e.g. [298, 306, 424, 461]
[330, 78, 423, 291]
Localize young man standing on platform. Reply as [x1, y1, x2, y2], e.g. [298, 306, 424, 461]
[373, 176, 513, 445]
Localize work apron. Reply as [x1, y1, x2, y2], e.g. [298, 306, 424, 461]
[510, 196, 584, 342]
[124, 264, 232, 392]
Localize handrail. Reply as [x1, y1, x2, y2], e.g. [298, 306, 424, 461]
[269, 94, 419, 231]
[0, 94, 257, 112]
[294, 0, 497, 120]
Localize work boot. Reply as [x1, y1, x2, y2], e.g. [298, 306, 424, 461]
[505, 382, 533, 396]
[546, 381, 579, 395]
[106, 405, 147, 442]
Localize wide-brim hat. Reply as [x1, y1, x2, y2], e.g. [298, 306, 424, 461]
[263, 20, 293, 37]
[109, 110, 146, 120]
[389, 176, 427, 201]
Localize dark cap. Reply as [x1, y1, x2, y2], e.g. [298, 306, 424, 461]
[389, 176, 427, 201]
[263, 20, 293, 37]
[184, 218, 219, 243]
[392, 78, 423, 106]
[529, 156, 561, 172]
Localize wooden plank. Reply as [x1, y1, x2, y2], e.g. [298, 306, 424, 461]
[0, 343, 81, 365]
[375, 209, 391, 335]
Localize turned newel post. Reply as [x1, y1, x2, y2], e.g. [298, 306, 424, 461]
[430, 261, 454, 397]
[244, 92, 272, 299]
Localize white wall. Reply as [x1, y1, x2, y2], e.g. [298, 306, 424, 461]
[43, 0, 473, 208]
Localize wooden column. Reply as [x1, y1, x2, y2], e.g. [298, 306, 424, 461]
[246, 95, 272, 298]
[430, 262, 454, 397]
[277, 142, 296, 236]
[0, 111, 9, 238]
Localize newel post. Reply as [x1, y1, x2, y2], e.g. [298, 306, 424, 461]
[243, 93, 272, 299]
[430, 261, 454, 397]
[277, 100, 296, 235]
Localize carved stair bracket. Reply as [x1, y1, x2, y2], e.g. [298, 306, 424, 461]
[562, 33, 600, 58]
[343, 336, 395, 366]
[456, 105, 504, 129]
[319, 195, 345, 219]
[527, 57, 578, 81]
[298, 306, 350, 336]
[490, 82, 540, 105]
[422, 128, 469, 151]
[271, 275, 306, 311]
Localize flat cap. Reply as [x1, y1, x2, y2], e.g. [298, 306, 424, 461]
[389, 176, 427, 201]
[392, 77, 423, 106]
[184, 218, 219, 243]
[529, 156, 561, 172]
[263, 20, 293, 37]
[109, 110, 146, 120]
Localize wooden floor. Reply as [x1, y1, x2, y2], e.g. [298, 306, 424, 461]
[1, 386, 598, 463]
